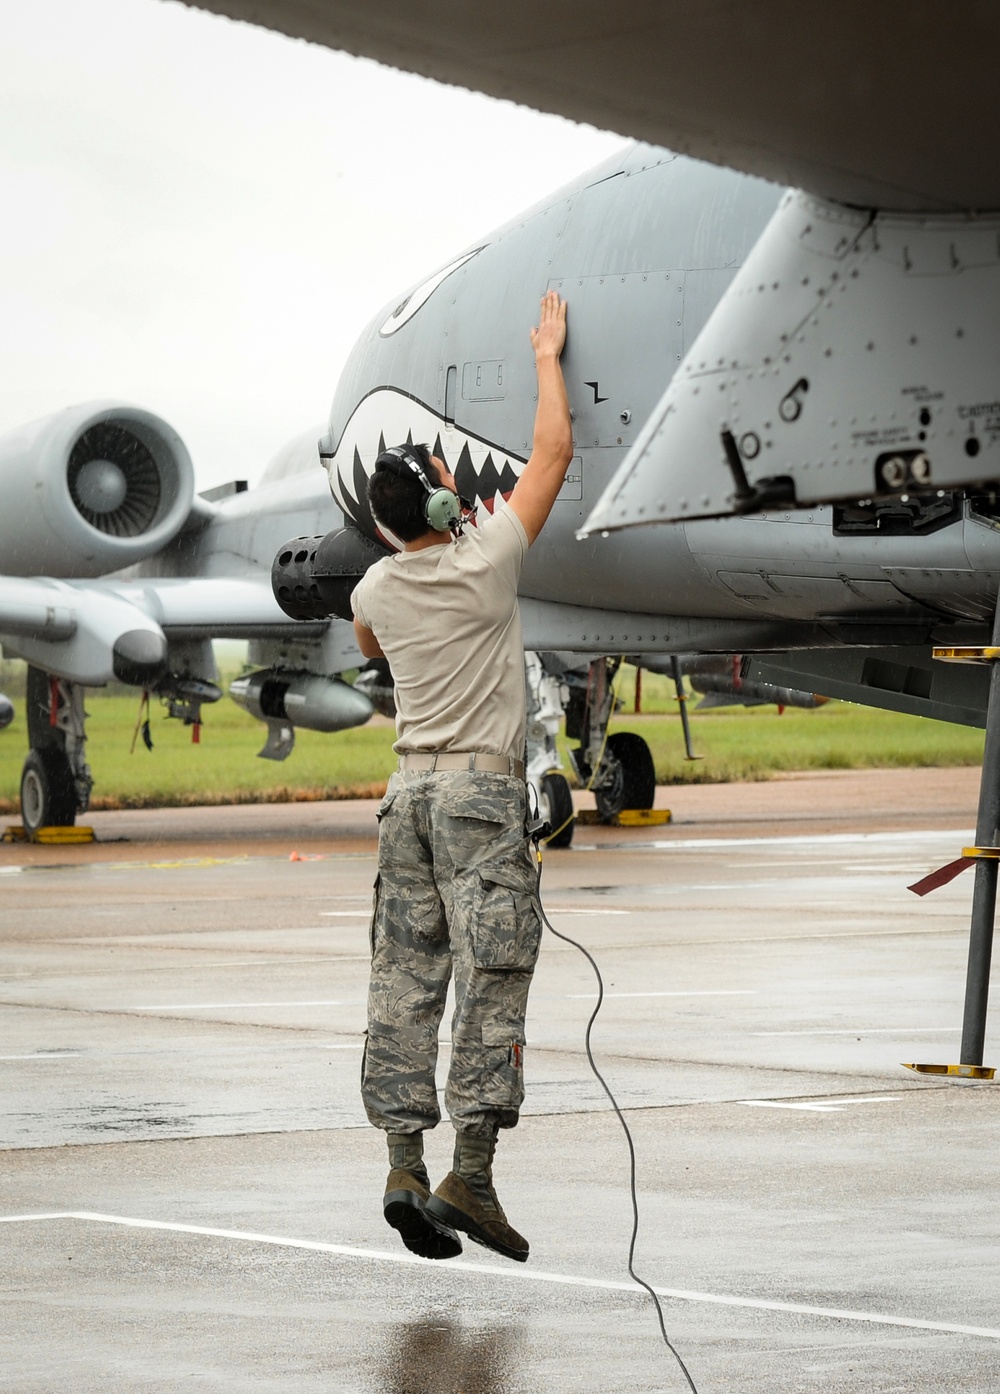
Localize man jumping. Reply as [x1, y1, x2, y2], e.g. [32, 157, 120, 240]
[351, 290, 572, 1263]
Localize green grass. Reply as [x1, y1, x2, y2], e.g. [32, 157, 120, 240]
[593, 702, 984, 785]
[0, 690, 400, 812]
[0, 663, 985, 812]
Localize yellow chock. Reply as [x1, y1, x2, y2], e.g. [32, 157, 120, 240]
[615, 809, 672, 827]
[575, 809, 671, 828]
[2, 825, 96, 845]
[962, 846, 1000, 860]
[903, 1062, 996, 1080]
[932, 646, 1000, 664]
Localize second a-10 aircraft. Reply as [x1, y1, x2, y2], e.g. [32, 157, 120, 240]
[1, 143, 996, 839]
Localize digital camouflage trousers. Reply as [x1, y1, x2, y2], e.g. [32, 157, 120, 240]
[362, 768, 542, 1140]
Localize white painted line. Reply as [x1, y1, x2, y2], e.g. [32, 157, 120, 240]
[637, 829, 975, 852]
[547, 908, 630, 915]
[740, 1096, 901, 1114]
[834, 1096, 902, 1106]
[1, 1043, 363, 1061]
[0, 866, 23, 875]
[130, 1000, 363, 1012]
[319, 911, 371, 917]
[567, 990, 756, 1000]
[3, 1211, 998, 1342]
[740, 1101, 840, 1113]
[755, 1028, 959, 1037]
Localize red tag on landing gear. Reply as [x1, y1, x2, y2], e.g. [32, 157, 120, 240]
[509, 1043, 523, 1069]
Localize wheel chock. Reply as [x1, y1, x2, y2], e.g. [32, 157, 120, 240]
[615, 809, 671, 827]
[575, 809, 672, 827]
[902, 1062, 995, 1080]
[2, 825, 96, 845]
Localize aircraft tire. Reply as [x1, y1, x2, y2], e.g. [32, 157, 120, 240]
[539, 771, 574, 848]
[597, 732, 656, 817]
[20, 748, 78, 832]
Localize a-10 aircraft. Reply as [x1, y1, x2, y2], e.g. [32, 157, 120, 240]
[3, 2, 999, 859]
[0, 153, 995, 832]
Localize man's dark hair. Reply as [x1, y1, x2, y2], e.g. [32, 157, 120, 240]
[367, 442, 443, 542]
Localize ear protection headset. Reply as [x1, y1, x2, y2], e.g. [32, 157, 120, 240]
[376, 444, 464, 535]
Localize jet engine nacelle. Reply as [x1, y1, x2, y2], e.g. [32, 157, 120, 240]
[229, 669, 374, 733]
[0, 401, 195, 577]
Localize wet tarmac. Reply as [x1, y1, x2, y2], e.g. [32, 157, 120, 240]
[2, 767, 998, 1392]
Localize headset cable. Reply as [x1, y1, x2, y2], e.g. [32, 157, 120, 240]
[532, 845, 700, 1394]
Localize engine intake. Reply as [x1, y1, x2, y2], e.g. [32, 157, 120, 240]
[0, 401, 195, 577]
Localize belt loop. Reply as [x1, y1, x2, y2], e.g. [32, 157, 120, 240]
[430, 754, 438, 773]
[468, 753, 476, 772]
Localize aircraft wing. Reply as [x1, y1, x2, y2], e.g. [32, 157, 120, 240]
[181, 1, 999, 211]
[104, 577, 327, 639]
[0, 575, 329, 687]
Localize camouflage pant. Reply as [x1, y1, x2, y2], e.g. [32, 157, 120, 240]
[362, 768, 542, 1140]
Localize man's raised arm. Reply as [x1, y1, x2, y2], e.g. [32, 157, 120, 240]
[507, 292, 573, 546]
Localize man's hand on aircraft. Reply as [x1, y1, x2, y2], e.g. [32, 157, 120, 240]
[508, 292, 573, 546]
[530, 289, 567, 361]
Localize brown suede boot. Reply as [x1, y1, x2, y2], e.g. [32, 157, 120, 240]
[425, 1133, 529, 1262]
[383, 1132, 462, 1261]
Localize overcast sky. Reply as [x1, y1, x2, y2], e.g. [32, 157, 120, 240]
[0, 0, 625, 488]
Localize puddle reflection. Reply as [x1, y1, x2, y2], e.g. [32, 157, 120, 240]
[374, 1315, 524, 1394]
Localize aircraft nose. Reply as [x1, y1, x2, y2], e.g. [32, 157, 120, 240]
[113, 630, 168, 686]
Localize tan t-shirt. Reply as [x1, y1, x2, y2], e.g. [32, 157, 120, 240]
[351, 505, 529, 758]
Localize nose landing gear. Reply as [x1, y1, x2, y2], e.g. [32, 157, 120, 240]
[525, 654, 661, 843]
[525, 652, 576, 847]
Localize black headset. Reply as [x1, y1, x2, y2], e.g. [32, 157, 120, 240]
[376, 444, 464, 535]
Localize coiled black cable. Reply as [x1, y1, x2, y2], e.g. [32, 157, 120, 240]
[535, 851, 700, 1394]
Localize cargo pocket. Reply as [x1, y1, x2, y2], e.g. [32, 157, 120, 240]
[480, 1019, 526, 1111]
[470, 861, 542, 971]
[437, 771, 512, 823]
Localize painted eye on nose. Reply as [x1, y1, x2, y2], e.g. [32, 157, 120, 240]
[379, 248, 485, 337]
